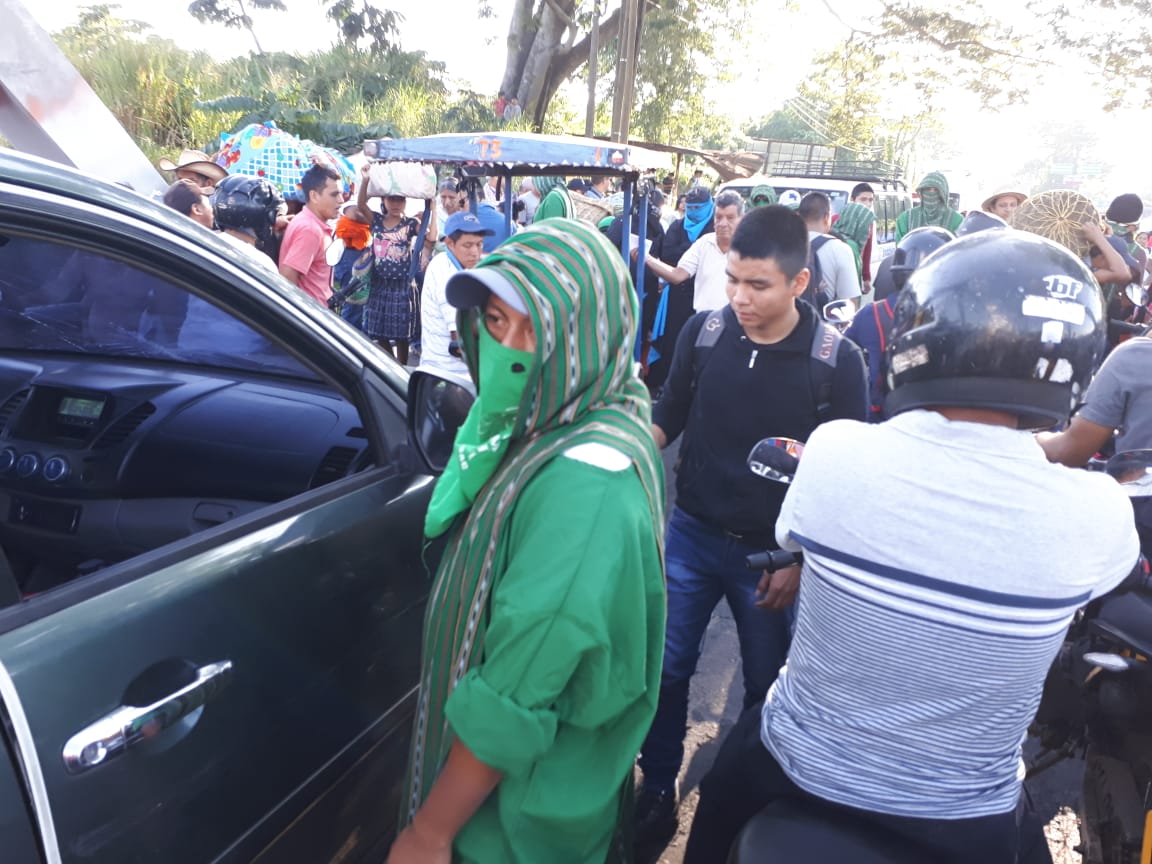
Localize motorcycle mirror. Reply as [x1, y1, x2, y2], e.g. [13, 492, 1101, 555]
[1104, 449, 1152, 484]
[747, 437, 805, 484]
[822, 299, 856, 325]
[1125, 283, 1148, 308]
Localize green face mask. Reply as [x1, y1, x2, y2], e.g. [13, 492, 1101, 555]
[424, 318, 535, 538]
[473, 323, 534, 437]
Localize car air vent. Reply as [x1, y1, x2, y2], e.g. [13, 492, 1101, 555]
[94, 403, 157, 449]
[0, 390, 29, 433]
[310, 446, 358, 488]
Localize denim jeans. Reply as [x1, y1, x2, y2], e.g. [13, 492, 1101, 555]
[638, 507, 792, 790]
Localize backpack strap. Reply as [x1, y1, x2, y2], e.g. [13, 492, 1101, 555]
[807, 320, 842, 424]
[690, 309, 726, 392]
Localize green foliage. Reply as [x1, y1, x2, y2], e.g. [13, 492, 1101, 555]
[325, 0, 402, 57]
[53, 4, 486, 162]
[746, 110, 825, 144]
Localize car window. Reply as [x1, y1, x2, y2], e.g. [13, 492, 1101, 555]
[0, 232, 380, 603]
[0, 235, 315, 380]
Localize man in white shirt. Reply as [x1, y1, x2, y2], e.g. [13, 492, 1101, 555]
[420, 211, 493, 376]
[641, 191, 745, 313]
[798, 192, 861, 308]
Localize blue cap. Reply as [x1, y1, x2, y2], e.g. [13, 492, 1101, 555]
[442, 211, 494, 240]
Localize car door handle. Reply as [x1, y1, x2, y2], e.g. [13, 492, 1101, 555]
[62, 660, 233, 774]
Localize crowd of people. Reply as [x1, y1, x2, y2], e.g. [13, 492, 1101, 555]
[155, 145, 1150, 864]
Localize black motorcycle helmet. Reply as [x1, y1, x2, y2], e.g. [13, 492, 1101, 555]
[885, 230, 1106, 430]
[211, 174, 283, 243]
[956, 209, 1009, 237]
[889, 226, 954, 291]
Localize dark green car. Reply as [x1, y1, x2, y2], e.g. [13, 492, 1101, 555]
[0, 149, 469, 863]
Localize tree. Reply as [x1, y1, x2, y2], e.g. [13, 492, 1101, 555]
[325, 0, 403, 56]
[497, 0, 750, 134]
[818, 0, 1152, 111]
[187, 0, 286, 56]
[746, 110, 826, 145]
[626, 0, 748, 148]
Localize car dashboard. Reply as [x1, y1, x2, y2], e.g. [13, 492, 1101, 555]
[0, 355, 372, 593]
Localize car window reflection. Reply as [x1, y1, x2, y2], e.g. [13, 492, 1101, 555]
[0, 236, 315, 379]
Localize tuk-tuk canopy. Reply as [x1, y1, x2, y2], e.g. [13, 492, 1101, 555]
[361, 132, 666, 178]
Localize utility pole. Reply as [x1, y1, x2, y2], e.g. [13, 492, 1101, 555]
[610, 0, 642, 144]
[584, 0, 600, 137]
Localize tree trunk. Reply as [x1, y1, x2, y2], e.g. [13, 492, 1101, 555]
[498, 0, 623, 132]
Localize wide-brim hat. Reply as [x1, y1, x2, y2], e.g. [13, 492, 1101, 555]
[1013, 190, 1099, 257]
[158, 149, 228, 184]
[981, 190, 1028, 212]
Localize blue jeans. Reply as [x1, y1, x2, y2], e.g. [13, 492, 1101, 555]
[638, 507, 792, 790]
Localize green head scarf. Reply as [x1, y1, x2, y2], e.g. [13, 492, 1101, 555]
[833, 202, 875, 250]
[750, 184, 777, 208]
[405, 218, 665, 822]
[532, 176, 574, 221]
[907, 171, 956, 229]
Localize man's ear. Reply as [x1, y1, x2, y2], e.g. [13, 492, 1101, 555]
[792, 268, 810, 297]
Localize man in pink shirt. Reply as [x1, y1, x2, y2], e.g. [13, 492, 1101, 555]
[279, 164, 342, 305]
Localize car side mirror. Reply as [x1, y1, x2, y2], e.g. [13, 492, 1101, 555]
[747, 437, 805, 484]
[407, 370, 475, 474]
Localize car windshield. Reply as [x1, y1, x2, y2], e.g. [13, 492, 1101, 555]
[0, 234, 316, 380]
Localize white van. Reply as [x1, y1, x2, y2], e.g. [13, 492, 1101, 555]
[719, 172, 913, 294]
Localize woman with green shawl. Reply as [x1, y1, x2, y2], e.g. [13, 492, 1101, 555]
[894, 171, 963, 241]
[532, 175, 574, 221]
[831, 202, 876, 286]
[387, 219, 666, 864]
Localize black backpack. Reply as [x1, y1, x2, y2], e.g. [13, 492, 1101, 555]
[692, 309, 843, 424]
[802, 235, 833, 311]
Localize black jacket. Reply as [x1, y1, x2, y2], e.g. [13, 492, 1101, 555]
[653, 301, 868, 536]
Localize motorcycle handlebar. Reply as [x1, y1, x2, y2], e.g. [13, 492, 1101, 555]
[746, 549, 802, 573]
[1109, 319, 1151, 336]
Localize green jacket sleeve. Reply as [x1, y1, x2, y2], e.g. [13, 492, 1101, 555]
[895, 210, 909, 243]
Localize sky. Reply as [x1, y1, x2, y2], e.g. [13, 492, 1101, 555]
[21, 1, 1152, 211]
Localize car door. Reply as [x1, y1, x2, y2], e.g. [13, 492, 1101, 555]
[0, 181, 439, 863]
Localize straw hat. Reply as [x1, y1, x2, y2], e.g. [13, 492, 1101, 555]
[1013, 190, 1099, 257]
[981, 190, 1028, 212]
[157, 149, 228, 184]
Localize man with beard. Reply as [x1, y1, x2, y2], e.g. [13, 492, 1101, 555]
[895, 171, 963, 241]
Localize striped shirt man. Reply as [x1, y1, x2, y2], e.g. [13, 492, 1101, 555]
[765, 409, 1138, 818]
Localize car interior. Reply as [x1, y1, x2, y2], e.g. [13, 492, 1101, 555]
[0, 233, 376, 600]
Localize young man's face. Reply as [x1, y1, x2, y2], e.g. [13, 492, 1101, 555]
[309, 178, 343, 221]
[991, 196, 1019, 220]
[445, 232, 486, 269]
[853, 191, 875, 208]
[713, 205, 743, 244]
[725, 251, 806, 337]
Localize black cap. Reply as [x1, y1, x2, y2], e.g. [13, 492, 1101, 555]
[685, 186, 711, 204]
[567, 178, 588, 193]
[1106, 193, 1144, 225]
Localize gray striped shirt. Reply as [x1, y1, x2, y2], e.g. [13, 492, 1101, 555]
[764, 410, 1139, 818]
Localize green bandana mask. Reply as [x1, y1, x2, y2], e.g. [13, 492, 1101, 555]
[423, 324, 534, 538]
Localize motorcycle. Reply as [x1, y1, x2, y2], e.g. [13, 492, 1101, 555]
[1030, 449, 1152, 864]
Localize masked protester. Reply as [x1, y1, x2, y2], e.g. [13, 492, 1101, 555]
[830, 202, 876, 287]
[531, 176, 574, 221]
[389, 220, 666, 864]
[895, 172, 963, 240]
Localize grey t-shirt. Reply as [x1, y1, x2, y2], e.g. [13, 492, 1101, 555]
[767, 409, 1138, 819]
[1079, 337, 1152, 451]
